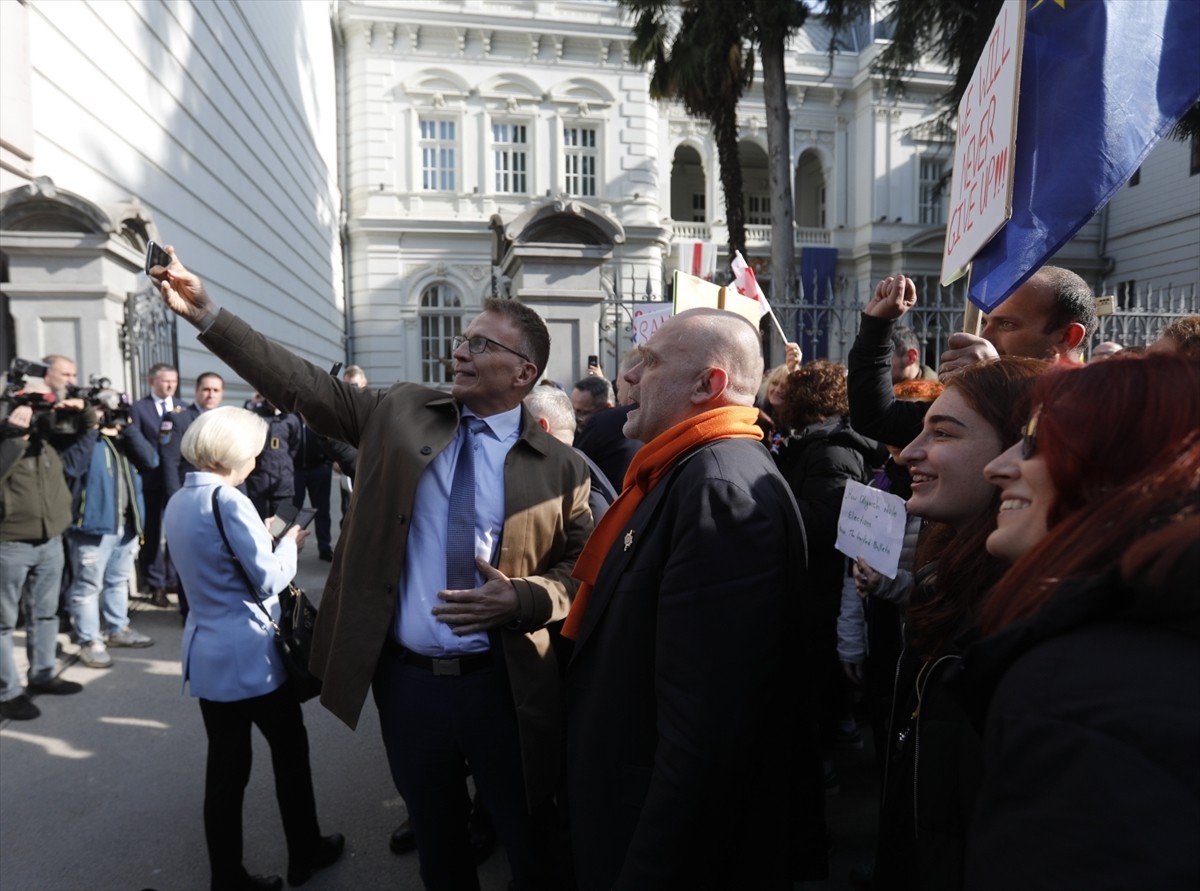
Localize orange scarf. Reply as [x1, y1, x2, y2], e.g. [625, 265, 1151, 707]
[561, 405, 763, 640]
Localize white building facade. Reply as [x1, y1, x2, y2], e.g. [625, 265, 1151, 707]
[1, 0, 343, 401]
[3, 0, 1194, 395]
[335, 0, 975, 381]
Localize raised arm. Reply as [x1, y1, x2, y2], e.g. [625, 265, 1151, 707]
[847, 275, 928, 448]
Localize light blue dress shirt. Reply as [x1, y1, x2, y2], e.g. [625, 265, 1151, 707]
[395, 405, 521, 656]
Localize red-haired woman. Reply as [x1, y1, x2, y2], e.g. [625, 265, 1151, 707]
[958, 352, 1200, 889]
[872, 356, 1046, 891]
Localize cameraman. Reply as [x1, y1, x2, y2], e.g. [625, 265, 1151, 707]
[0, 389, 93, 721]
[65, 390, 158, 668]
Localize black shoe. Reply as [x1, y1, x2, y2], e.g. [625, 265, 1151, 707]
[288, 833, 344, 887]
[389, 821, 416, 855]
[150, 588, 171, 608]
[469, 792, 496, 865]
[470, 822, 496, 865]
[318, 551, 333, 562]
[0, 695, 40, 720]
[27, 677, 84, 696]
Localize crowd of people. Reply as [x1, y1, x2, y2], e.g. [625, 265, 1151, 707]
[1, 244, 1197, 890]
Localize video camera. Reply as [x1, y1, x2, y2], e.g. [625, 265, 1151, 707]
[1, 360, 129, 436]
[81, 377, 134, 429]
[1, 358, 78, 435]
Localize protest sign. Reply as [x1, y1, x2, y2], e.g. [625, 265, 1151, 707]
[941, 0, 1024, 286]
[631, 303, 672, 345]
[834, 480, 907, 579]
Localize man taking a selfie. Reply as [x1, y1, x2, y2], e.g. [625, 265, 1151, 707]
[151, 246, 591, 890]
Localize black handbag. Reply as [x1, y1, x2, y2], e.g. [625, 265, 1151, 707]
[210, 488, 323, 702]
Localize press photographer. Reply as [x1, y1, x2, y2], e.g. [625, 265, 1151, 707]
[64, 387, 158, 668]
[0, 356, 94, 721]
[0, 356, 88, 437]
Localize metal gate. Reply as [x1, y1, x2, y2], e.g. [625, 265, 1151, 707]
[121, 283, 178, 399]
[767, 276, 1199, 368]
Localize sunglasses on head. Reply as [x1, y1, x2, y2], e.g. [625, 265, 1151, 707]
[1020, 405, 1041, 460]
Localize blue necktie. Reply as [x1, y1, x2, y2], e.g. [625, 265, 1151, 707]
[446, 416, 486, 589]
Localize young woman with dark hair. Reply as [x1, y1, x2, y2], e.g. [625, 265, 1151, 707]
[957, 352, 1200, 889]
[873, 356, 1046, 891]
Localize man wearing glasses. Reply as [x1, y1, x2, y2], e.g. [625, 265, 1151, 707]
[150, 247, 592, 891]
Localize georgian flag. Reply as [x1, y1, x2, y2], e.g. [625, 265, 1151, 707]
[730, 251, 771, 319]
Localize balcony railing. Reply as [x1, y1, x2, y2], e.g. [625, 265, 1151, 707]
[669, 221, 832, 246]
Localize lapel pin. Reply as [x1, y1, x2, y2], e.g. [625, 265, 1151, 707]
[623, 530, 634, 551]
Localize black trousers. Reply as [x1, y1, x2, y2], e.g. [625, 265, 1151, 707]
[292, 464, 332, 554]
[139, 487, 178, 590]
[198, 683, 321, 889]
[372, 648, 557, 891]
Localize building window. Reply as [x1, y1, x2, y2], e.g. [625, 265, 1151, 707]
[419, 283, 464, 384]
[492, 123, 528, 194]
[691, 193, 706, 222]
[420, 119, 457, 192]
[1190, 133, 1199, 175]
[1128, 166, 1141, 187]
[563, 126, 597, 197]
[746, 194, 771, 225]
[919, 158, 946, 225]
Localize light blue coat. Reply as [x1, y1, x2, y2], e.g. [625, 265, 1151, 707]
[164, 472, 298, 701]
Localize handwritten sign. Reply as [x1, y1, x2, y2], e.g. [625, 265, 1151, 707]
[834, 480, 908, 579]
[941, 0, 1024, 285]
[631, 303, 672, 345]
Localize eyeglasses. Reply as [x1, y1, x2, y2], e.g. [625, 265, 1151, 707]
[1020, 406, 1041, 459]
[451, 334, 531, 364]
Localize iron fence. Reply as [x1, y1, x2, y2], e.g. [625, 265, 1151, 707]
[766, 276, 1198, 368]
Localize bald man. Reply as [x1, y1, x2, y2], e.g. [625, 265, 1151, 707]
[563, 309, 815, 889]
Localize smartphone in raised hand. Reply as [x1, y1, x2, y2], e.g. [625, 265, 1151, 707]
[144, 241, 171, 276]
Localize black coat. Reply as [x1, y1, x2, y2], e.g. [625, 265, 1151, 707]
[874, 566, 983, 891]
[954, 541, 1200, 890]
[566, 438, 818, 890]
[574, 403, 640, 490]
[847, 314, 929, 450]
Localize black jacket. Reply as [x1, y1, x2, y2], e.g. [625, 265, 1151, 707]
[954, 541, 1200, 890]
[874, 565, 983, 891]
[847, 314, 929, 449]
[566, 438, 817, 889]
[574, 403, 640, 491]
[774, 416, 881, 607]
[243, 410, 301, 508]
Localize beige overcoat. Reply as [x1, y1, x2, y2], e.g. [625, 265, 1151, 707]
[198, 310, 592, 807]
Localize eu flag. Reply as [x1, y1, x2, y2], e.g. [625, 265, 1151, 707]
[968, 0, 1200, 312]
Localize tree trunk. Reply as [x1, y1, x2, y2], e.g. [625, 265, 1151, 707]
[713, 107, 747, 263]
[760, 33, 796, 320]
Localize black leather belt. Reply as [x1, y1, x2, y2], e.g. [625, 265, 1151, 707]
[385, 637, 492, 677]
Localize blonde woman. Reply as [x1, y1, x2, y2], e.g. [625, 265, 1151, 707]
[164, 406, 342, 891]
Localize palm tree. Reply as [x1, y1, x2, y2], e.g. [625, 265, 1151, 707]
[747, 0, 810, 307]
[622, 0, 754, 258]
